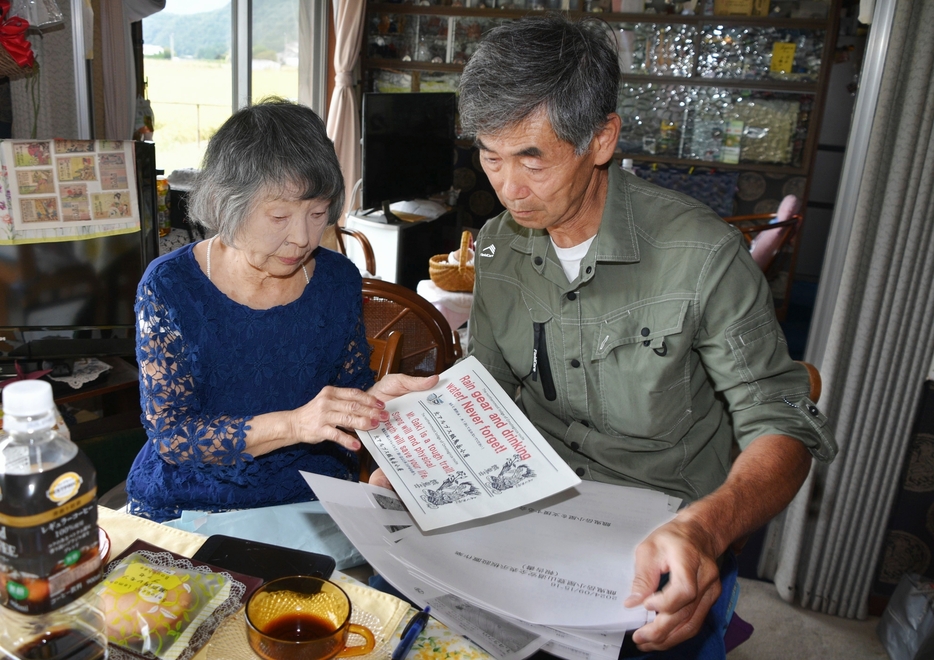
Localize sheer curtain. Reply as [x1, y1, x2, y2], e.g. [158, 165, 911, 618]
[762, 0, 934, 619]
[326, 0, 365, 216]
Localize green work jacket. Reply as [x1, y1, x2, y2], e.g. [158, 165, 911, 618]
[468, 165, 837, 504]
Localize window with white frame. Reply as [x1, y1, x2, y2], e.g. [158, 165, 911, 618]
[141, 0, 328, 175]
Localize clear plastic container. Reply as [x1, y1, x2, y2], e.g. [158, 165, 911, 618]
[0, 381, 106, 659]
[0, 600, 107, 660]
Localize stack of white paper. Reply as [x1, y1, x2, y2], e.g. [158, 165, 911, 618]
[302, 474, 678, 660]
[301, 357, 679, 660]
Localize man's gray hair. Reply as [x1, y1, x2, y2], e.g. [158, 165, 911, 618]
[188, 98, 345, 244]
[458, 14, 620, 155]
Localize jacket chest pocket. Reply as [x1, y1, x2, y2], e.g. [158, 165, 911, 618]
[508, 294, 557, 402]
[591, 299, 692, 440]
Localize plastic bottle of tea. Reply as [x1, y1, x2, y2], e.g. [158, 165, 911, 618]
[0, 380, 107, 659]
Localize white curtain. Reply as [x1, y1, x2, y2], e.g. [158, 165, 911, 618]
[325, 0, 365, 216]
[763, 0, 934, 619]
[100, 0, 164, 139]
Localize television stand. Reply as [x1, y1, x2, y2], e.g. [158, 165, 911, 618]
[345, 207, 462, 290]
[50, 356, 141, 443]
[382, 200, 403, 224]
[8, 337, 136, 361]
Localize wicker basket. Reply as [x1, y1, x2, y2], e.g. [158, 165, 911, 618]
[429, 230, 475, 292]
[0, 43, 36, 82]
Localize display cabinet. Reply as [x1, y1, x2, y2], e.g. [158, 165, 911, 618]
[362, 0, 841, 176]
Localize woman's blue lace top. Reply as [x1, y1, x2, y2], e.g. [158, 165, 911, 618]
[126, 244, 374, 522]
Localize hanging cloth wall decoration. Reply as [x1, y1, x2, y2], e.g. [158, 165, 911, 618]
[0, 0, 36, 80]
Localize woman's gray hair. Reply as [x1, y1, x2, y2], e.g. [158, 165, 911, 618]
[188, 98, 345, 244]
[458, 14, 620, 155]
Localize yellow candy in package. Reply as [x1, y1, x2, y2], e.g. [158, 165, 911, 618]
[94, 540, 259, 660]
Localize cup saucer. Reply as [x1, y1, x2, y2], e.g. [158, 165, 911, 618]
[206, 606, 388, 660]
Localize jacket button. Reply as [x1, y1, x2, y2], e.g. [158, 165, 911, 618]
[570, 442, 580, 451]
[806, 404, 820, 417]
[534, 256, 543, 266]
[641, 327, 650, 336]
[567, 291, 577, 300]
[585, 266, 592, 274]
[570, 359, 581, 368]
[575, 467, 585, 477]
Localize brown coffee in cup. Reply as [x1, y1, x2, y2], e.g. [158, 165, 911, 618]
[245, 576, 375, 660]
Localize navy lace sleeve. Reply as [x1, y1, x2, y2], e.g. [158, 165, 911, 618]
[127, 246, 375, 521]
[136, 279, 254, 466]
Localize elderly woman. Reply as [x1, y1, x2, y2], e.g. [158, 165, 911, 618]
[126, 100, 436, 522]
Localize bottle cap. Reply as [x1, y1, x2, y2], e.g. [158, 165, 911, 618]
[622, 158, 634, 171]
[2, 380, 55, 418]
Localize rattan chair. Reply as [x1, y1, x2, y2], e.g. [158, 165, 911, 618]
[361, 278, 462, 377]
[335, 226, 377, 277]
[368, 330, 402, 381]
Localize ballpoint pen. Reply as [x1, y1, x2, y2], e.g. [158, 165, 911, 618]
[391, 605, 431, 660]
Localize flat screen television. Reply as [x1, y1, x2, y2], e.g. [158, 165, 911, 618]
[361, 92, 456, 211]
[0, 141, 159, 371]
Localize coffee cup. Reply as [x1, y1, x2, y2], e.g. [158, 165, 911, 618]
[245, 575, 376, 660]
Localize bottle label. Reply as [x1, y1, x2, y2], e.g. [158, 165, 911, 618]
[47, 471, 84, 504]
[0, 452, 101, 614]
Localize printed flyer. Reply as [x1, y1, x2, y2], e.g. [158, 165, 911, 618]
[359, 356, 581, 531]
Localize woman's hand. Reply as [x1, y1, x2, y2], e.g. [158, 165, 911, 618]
[284, 375, 437, 452]
[367, 373, 439, 401]
[362, 375, 438, 490]
[287, 385, 390, 452]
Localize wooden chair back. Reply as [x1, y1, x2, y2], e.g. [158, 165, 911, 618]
[335, 226, 377, 276]
[799, 360, 822, 403]
[359, 330, 402, 482]
[361, 278, 462, 376]
[722, 212, 804, 275]
[367, 330, 402, 381]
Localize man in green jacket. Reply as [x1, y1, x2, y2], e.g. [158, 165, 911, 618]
[458, 14, 837, 657]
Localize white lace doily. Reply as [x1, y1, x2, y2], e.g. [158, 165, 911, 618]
[48, 358, 112, 389]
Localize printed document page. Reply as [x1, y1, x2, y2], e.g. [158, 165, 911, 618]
[309, 497, 549, 660]
[386, 482, 671, 630]
[302, 473, 675, 633]
[358, 356, 581, 531]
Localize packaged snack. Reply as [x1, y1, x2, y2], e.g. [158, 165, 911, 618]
[96, 540, 261, 660]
